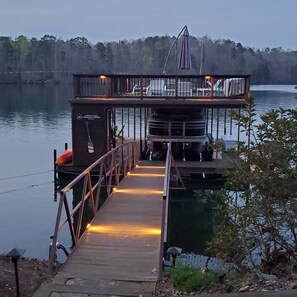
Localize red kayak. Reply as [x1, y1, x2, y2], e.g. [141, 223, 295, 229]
[55, 149, 73, 165]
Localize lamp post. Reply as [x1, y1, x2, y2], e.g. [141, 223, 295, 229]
[5, 248, 26, 297]
[167, 246, 182, 267]
[162, 25, 191, 75]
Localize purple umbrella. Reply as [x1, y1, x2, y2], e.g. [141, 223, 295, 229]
[179, 26, 191, 70]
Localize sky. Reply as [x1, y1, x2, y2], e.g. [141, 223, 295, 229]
[1, 0, 297, 50]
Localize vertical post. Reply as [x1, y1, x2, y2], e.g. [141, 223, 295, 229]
[95, 163, 104, 210]
[175, 41, 178, 75]
[121, 108, 124, 144]
[12, 258, 20, 297]
[144, 108, 148, 149]
[65, 143, 68, 150]
[48, 192, 65, 274]
[75, 175, 88, 241]
[230, 108, 233, 135]
[175, 76, 178, 99]
[224, 108, 227, 135]
[210, 109, 214, 138]
[133, 108, 136, 141]
[210, 76, 214, 97]
[205, 108, 209, 135]
[127, 108, 130, 137]
[140, 108, 143, 155]
[159, 195, 167, 280]
[53, 149, 57, 202]
[237, 108, 241, 151]
[216, 108, 220, 159]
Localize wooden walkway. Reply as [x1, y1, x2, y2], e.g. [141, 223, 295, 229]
[34, 164, 165, 297]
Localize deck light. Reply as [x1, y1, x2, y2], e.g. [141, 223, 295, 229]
[99, 75, 107, 79]
[112, 188, 163, 195]
[205, 76, 211, 80]
[5, 248, 26, 297]
[88, 224, 161, 236]
[128, 173, 165, 177]
[134, 165, 165, 169]
[113, 187, 117, 191]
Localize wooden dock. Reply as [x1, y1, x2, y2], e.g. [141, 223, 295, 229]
[34, 164, 165, 297]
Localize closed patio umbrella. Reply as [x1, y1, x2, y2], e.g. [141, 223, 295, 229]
[179, 26, 191, 70]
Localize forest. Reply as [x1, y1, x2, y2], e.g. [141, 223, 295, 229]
[0, 34, 297, 84]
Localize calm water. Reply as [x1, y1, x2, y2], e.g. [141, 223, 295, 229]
[0, 84, 297, 259]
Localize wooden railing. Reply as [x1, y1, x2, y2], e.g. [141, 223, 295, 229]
[73, 74, 250, 100]
[48, 141, 138, 273]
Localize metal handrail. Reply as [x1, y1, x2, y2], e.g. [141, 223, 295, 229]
[48, 141, 138, 273]
[158, 143, 185, 279]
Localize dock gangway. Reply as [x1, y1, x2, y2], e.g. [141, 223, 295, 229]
[35, 141, 183, 296]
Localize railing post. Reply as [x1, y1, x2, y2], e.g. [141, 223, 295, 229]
[108, 153, 115, 193]
[75, 175, 88, 241]
[63, 194, 77, 247]
[175, 76, 178, 99]
[87, 173, 96, 217]
[245, 76, 250, 98]
[113, 150, 119, 187]
[210, 76, 214, 97]
[95, 163, 104, 210]
[48, 192, 65, 274]
[140, 76, 143, 99]
[159, 194, 167, 280]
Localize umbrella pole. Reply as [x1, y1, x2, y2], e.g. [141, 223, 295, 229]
[162, 25, 188, 74]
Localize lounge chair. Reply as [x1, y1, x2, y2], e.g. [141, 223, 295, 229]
[146, 79, 166, 96]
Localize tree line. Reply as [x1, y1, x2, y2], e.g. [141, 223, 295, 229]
[0, 34, 296, 84]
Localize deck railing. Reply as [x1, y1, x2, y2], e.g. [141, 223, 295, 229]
[73, 74, 250, 100]
[48, 141, 138, 273]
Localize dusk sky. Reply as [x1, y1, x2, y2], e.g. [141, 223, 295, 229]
[1, 0, 296, 50]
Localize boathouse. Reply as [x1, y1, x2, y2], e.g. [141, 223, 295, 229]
[57, 74, 250, 175]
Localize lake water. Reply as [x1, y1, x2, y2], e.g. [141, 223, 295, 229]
[0, 84, 297, 260]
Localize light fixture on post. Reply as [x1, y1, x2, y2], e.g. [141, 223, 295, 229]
[162, 25, 192, 75]
[167, 246, 182, 267]
[5, 248, 26, 297]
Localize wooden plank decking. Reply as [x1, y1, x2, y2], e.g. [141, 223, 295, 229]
[34, 165, 165, 297]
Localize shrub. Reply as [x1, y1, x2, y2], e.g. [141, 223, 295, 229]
[207, 98, 297, 274]
[171, 263, 219, 292]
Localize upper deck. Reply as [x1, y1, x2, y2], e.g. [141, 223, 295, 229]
[72, 74, 250, 108]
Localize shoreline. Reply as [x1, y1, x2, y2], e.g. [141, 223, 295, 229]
[0, 255, 60, 297]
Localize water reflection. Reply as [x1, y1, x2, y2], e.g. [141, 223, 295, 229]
[168, 182, 224, 254]
[0, 85, 72, 125]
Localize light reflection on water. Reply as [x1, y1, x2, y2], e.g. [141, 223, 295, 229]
[0, 84, 296, 259]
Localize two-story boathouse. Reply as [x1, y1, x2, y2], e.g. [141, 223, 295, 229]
[57, 74, 249, 174]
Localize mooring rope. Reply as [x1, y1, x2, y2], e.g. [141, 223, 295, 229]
[0, 170, 53, 181]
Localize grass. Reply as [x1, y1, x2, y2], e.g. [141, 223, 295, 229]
[171, 263, 219, 292]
